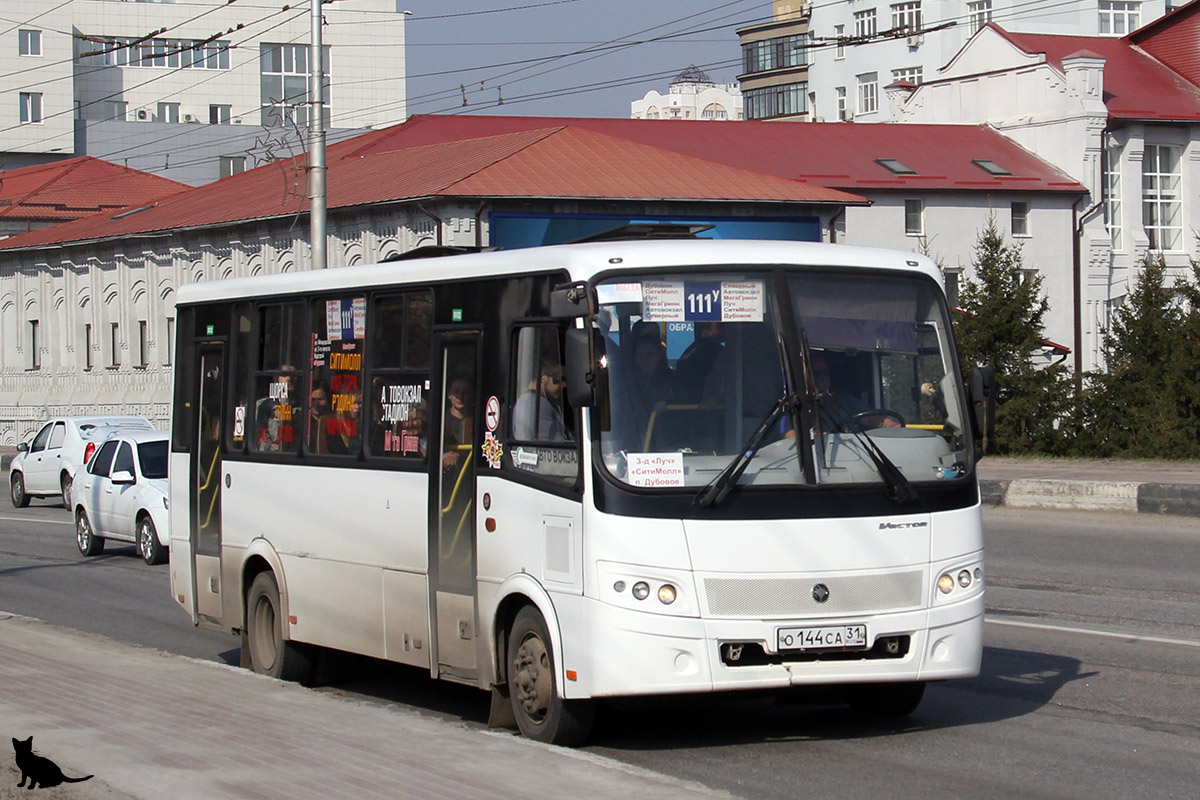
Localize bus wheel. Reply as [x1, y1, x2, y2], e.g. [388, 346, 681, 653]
[845, 681, 926, 718]
[507, 606, 594, 746]
[246, 572, 313, 684]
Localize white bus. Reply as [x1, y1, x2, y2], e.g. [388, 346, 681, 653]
[169, 238, 994, 745]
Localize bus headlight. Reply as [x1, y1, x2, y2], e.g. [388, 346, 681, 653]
[957, 569, 972, 588]
[631, 581, 650, 601]
[657, 584, 677, 604]
[937, 573, 956, 594]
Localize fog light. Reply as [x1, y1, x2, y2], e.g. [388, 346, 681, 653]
[632, 581, 650, 600]
[657, 584, 677, 604]
[958, 569, 972, 588]
[974, 567, 983, 582]
[613, 580, 626, 593]
[937, 573, 955, 594]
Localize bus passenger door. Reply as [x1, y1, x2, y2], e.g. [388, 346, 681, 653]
[431, 334, 480, 680]
[192, 344, 225, 623]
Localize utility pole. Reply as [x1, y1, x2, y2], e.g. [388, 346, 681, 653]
[309, 0, 327, 269]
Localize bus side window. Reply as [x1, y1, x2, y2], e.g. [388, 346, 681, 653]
[368, 291, 432, 460]
[309, 296, 366, 457]
[250, 302, 306, 454]
[509, 325, 578, 487]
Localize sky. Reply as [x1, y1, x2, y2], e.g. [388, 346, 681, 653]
[401, 0, 774, 120]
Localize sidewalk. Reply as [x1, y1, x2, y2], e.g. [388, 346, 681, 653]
[0, 614, 738, 800]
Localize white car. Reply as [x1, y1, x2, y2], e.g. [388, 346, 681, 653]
[10, 415, 154, 508]
[72, 430, 170, 565]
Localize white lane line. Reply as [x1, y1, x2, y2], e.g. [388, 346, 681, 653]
[0, 514, 73, 527]
[988, 617, 1200, 649]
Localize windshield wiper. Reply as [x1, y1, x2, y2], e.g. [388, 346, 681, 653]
[821, 392, 919, 505]
[696, 393, 792, 508]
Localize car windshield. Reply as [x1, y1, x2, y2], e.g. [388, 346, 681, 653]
[594, 268, 971, 492]
[137, 440, 169, 479]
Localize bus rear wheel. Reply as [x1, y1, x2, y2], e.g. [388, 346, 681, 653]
[506, 606, 594, 746]
[845, 681, 926, 718]
[246, 572, 313, 684]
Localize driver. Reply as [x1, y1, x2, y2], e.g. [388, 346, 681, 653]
[810, 353, 901, 431]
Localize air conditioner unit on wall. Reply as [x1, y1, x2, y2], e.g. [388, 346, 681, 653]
[907, 34, 924, 47]
[136, 109, 150, 121]
[184, 113, 196, 123]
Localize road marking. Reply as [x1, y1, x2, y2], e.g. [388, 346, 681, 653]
[0, 514, 73, 527]
[988, 617, 1200, 649]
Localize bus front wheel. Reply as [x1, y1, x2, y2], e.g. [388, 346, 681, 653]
[246, 572, 313, 684]
[845, 681, 926, 718]
[507, 606, 594, 746]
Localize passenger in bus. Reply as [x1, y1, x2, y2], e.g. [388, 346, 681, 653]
[613, 321, 673, 449]
[307, 382, 332, 451]
[442, 378, 473, 469]
[671, 321, 724, 404]
[255, 363, 300, 451]
[324, 392, 362, 456]
[513, 361, 570, 441]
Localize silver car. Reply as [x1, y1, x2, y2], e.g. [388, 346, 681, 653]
[10, 415, 153, 508]
[72, 430, 170, 565]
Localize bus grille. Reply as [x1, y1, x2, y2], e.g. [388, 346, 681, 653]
[703, 570, 924, 618]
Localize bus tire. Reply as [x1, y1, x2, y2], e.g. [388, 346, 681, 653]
[246, 572, 313, 684]
[506, 605, 594, 746]
[845, 681, 926, 718]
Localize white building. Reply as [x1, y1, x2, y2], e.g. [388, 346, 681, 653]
[631, 66, 743, 120]
[807, 0, 1171, 123]
[1, 0, 407, 181]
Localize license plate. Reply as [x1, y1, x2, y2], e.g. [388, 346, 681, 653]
[777, 624, 867, 652]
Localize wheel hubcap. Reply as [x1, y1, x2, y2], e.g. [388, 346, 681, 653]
[139, 524, 150, 557]
[76, 518, 89, 550]
[252, 596, 278, 670]
[512, 633, 551, 723]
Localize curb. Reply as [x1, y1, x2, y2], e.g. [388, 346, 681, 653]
[980, 478, 1200, 518]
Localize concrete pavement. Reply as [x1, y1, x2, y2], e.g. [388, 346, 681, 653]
[0, 614, 738, 800]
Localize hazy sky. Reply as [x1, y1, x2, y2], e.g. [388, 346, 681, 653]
[402, 0, 773, 120]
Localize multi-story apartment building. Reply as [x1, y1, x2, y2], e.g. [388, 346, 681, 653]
[807, 0, 1171, 122]
[630, 66, 743, 120]
[1, 0, 407, 182]
[736, 1, 810, 120]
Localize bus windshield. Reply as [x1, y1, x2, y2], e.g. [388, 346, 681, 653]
[595, 269, 971, 493]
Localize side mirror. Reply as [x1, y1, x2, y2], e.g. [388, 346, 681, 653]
[17, 442, 28, 453]
[969, 366, 997, 454]
[550, 282, 593, 319]
[564, 326, 606, 409]
[110, 470, 135, 485]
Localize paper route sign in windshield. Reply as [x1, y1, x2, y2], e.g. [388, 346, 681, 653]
[632, 280, 765, 323]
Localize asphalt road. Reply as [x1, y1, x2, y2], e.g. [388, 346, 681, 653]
[2, 503, 1197, 799]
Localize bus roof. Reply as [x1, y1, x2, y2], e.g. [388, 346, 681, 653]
[175, 239, 943, 306]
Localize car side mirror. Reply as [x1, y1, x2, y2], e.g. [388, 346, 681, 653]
[17, 442, 28, 453]
[110, 470, 135, 485]
[564, 326, 606, 409]
[969, 366, 997, 455]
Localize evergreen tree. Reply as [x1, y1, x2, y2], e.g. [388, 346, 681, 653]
[952, 220, 1071, 453]
[1077, 256, 1200, 457]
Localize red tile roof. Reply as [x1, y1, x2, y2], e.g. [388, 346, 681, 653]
[1128, 0, 1200, 88]
[0, 114, 1084, 252]
[993, 24, 1200, 121]
[0, 157, 186, 222]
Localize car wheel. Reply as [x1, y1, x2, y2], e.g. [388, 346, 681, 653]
[245, 572, 313, 684]
[76, 509, 105, 556]
[60, 474, 72, 509]
[507, 605, 595, 746]
[11, 473, 29, 508]
[138, 516, 167, 565]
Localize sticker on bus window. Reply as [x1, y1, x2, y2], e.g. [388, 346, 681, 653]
[626, 452, 685, 488]
[597, 282, 643, 305]
[482, 432, 503, 469]
[326, 297, 366, 341]
[639, 281, 764, 323]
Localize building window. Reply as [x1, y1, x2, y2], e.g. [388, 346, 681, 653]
[29, 320, 40, 370]
[1011, 201, 1030, 236]
[157, 102, 180, 123]
[19, 29, 41, 56]
[905, 199, 924, 235]
[1099, 0, 1140, 36]
[891, 67, 923, 85]
[261, 43, 330, 127]
[834, 25, 845, 59]
[110, 322, 121, 367]
[891, 2, 923, 33]
[744, 83, 808, 120]
[85, 323, 94, 371]
[854, 9, 877, 39]
[220, 156, 247, 179]
[164, 316, 174, 366]
[1104, 142, 1122, 251]
[136, 320, 149, 367]
[742, 34, 808, 74]
[701, 104, 728, 120]
[19, 92, 42, 124]
[856, 73, 878, 115]
[836, 86, 848, 120]
[967, 0, 993, 32]
[944, 270, 961, 307]
[209, 104, 232, 124]
[78, 37, 231, 69]
[104, 101, 128, 121]
[1142, 143, 1182, 251]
